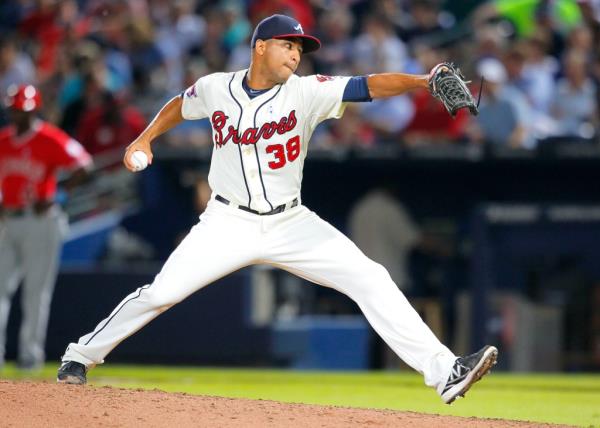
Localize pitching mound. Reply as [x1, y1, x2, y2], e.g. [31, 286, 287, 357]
[0, 380, 564, 427]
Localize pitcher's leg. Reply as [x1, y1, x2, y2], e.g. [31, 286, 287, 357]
[18, 213, 63, 367]
[266, 208, 455, 391]
[63, 203, 259, 367]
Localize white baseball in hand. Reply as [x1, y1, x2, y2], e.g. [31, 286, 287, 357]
[130, 150, 149, 171]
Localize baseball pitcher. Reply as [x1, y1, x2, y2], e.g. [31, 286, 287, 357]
[58, 14, 495, 404]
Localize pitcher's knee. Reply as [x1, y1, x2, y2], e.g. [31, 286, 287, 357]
[143, 286, 180, 311]
[366, 262, 394, 284]
[347, 261, 396, 295]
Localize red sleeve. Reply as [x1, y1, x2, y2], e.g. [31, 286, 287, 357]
[41, 123, 92, 169]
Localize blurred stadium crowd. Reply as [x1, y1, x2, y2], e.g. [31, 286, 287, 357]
[1, 0, 600, 155]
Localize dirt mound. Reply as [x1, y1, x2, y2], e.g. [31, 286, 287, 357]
[0, 380, 566, 427]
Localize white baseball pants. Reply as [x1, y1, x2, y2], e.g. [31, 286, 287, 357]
[63, 197, 455, 391]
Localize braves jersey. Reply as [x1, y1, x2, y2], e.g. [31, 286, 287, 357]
[181, 70, 351, 212]
[0, 120, 92, 208]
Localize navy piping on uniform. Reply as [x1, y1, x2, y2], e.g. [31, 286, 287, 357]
[253, 85, 282, 211]
[228, 72, 252, 208]
[83, 283, 152, 346]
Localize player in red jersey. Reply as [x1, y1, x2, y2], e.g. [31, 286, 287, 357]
[0, 84, 92, 370]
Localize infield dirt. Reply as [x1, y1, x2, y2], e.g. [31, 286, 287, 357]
[0, 380, 571, 427]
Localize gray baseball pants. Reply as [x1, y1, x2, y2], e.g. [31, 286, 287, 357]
[0, 206, 66, 368]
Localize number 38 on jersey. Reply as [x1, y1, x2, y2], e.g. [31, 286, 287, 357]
[266, 135, 300, 169]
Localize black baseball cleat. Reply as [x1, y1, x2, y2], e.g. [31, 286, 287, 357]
[57, 361, 87, 385]
[441, 345, 498, 404]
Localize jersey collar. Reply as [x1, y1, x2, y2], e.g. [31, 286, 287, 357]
[231, 69, 282, 103]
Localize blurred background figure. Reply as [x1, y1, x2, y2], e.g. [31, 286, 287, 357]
[313, 104, 376, 149]
[349, 187, 425, 293]
[73, 78, 146, 168]
[403, 44, 469, 146]
[0, 35, 36, 98]
[398, 0, 456, 44]
[313, 7, 354, 76]
[0, 84, 92, 371]
[352, 13, 409, 75]
[468, 58, 534, 148]
[550, 49, 598, 139]
[349, 185, 453, 368]
[351, 13, 415, 143]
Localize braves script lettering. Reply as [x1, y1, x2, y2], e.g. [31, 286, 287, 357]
[211, 110, 297, 148]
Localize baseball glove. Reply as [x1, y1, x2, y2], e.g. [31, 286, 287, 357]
[428, 62, 480, 117]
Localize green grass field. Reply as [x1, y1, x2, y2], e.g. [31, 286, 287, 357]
[2, 364, 599, 427]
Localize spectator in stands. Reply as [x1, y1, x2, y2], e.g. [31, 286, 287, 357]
[61, 64, 109, 135]
[505, 42, 558, 139]
[57, 40, 100, 111]
[577, 0, 600, 56]
[224, 1, 254, 72]
[522, 35, 559, 114]
[592, 54, 600, 114]
[59, 40, 130, 123]
[352, 15, 414, 142]
[403, 44, 469, 146]
[359, 95, 415, 144]
[503, 44, 530, 97]
[468, 58, 534, 148]
[565, 24, 594, 57]
[163, 62, 212, 148]
[153, 0, 207, 93]
[221, 1, 251, 53]
[473, 24, 510, 63]
[550, 50, 598, 139]
[73, 73, 146, 167]
[196, 7, 229, 73]
[398, 0, 454, 44]
[80, 3, 133, 97]
[123, 19, 163, 91]
[0, 34, 36, 97]
[18, 0, 87, 83]
[352, 14, 408, 75]
[313, 7, 355, 76]
[313, 104, 376, 149]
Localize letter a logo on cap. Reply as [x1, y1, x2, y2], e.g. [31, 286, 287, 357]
[251, 15, 320, 53]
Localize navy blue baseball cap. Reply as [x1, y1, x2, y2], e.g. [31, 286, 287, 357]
[251, 14, 321, 54]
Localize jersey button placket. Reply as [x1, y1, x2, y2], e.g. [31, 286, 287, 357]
[238, 113, 266, 211]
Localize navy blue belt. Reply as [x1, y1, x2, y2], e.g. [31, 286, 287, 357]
[216, 194, 298, 215]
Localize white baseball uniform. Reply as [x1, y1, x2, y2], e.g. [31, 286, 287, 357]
[62, 70, 456, 393]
